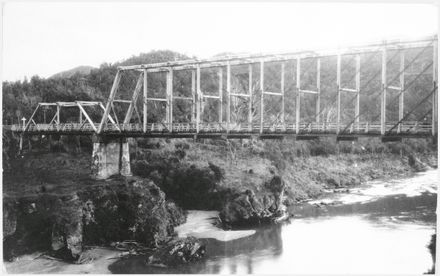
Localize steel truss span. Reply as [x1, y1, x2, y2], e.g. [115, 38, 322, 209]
[11, 36, 438, 140]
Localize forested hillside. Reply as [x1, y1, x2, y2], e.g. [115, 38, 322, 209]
[2, 50, 190, 125]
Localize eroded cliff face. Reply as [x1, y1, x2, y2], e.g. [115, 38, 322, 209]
[133, 148, 289, 228]
[3, 177, 186, 261]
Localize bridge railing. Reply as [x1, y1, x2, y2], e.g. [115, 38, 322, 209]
[9, 120, 432, 135]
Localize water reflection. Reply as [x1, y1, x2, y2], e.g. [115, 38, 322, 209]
[109, 170, 437, 274]
[109, 225, 283, 274]
[258, 215, 434, 274]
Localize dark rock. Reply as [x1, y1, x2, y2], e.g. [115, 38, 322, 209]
[151, 164, 219, 210]
[3, 194, 59, 260]
[3, 197, 17, 238]
[408, 154, 428, 172]
[326, 177, 340, 187]
[147, 237, 205, 266]
[51, 194, 83, 260]
[79, 178, 186, 248]
[3, 177, 186, 262]
[219, 175, 288, 228]
[208, 162, 224, 181]
[166, 201, 187, 228]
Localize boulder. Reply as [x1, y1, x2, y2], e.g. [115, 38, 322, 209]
[219, 175, 288, 228]
[147, 237, 206, 266]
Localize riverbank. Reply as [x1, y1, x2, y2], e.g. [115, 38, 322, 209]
[4, 168, 436, 274]
[108, 169, 437, 274]
[130, 137, 436, 226]
[2, 136, 437, 272]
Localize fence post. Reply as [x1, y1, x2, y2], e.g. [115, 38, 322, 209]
[336, 54, 341, 134]
[432, 39, 437, 136]
[260, 60, 264, 134]
[381, 46, 387, 135]
[296, 58, 301, 134]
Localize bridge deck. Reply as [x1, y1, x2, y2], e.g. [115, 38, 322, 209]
[10, 121, 433, 139]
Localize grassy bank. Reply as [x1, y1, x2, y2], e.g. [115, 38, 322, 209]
[4, 135, 436, 207]
[130, 137, 437, 208]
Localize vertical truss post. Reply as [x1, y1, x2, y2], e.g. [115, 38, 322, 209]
[98, 70, 121, 134]
[336, 55, 341, 134]
[196, 66, 201, 133]
[398, 51, 405, 133]
[165, 73, 169, 125]
[316, 58, 321, 124]
[56, 104, 61, 131]
[191, 70, 196, 123]
[79, 109, 83, 124]
[433, 40, 438, 136]
[248, 64, 253, 131]
[260, 60, 264, 134]
[355, 54, 361, 131]
[218, 68, 223, 123]
[296, 58, 301, 134]
[281, 62, 285, 130]
[227, 62, 231, 133]
[381, 47, 387, 135]
[143, 69, 148, 133]
[19, 135, 23, 151]
[56, 104, 60, 125]
[166, 68, 173, 131]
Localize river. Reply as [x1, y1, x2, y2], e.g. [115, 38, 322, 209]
[109, 169, 437, 274]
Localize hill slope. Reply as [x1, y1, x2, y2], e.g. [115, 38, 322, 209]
[50, 65, 95, 79]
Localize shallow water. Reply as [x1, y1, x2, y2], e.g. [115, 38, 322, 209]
[174, 211, 256, 242]
[110, 169, 437, 274]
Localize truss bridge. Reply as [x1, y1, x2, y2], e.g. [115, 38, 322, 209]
[8, 36, 438, 178]
[11, 36, 438, 141]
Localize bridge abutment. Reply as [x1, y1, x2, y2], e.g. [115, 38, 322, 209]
[91, 136, 131, 179]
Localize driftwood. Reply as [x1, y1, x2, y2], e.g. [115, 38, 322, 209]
[110, 240, 153, 256]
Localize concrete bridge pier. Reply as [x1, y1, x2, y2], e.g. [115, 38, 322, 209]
[91, 136, 132, 179]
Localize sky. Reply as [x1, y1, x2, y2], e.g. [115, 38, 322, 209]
[1, 2, 438, 81]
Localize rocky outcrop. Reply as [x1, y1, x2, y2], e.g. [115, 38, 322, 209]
[3, 194, 61, 261]
[3, 177, 186, 262]
[408, 154, 429, 172]
[219, 175, 288, 228]
[147, 237, 206, 267]
[135, 160, 223, 210]
[3, 197, 17, 238]
[51, 194, 84, 260]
